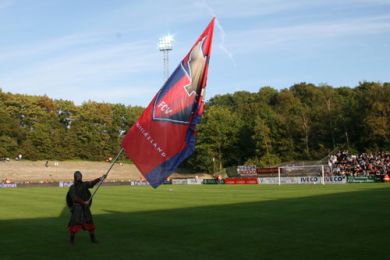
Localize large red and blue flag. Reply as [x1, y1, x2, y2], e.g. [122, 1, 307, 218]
[121, 18, 215, 188]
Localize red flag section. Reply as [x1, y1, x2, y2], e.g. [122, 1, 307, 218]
[121, 18, 215, 188]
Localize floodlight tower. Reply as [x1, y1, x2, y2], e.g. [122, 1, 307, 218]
[158, 34, 174, 80]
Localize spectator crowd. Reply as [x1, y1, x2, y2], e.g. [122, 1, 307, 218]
[329, 151, 390, 176]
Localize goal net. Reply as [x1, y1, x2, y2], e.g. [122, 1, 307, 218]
[258, 165, 346, 184]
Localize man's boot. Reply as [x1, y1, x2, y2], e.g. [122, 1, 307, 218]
[89, 233, 98, 243]
[70, 234, 75, 245]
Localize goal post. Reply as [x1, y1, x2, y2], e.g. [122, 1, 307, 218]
[258, 164, 346, 185]
[280, 165, 325, 185]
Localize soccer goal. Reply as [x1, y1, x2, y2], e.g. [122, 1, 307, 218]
[258, 165, 346, 185]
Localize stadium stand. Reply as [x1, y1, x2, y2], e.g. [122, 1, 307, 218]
[328, 151, 389, 177]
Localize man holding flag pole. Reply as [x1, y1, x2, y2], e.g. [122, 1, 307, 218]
[83, 17, 215, 213]
[67, 171, 106, 244]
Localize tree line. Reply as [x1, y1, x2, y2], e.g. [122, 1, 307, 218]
[0, 81, 389, 172]
[0, 91, 143, 161]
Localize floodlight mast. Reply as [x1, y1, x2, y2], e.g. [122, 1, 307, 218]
[158, 35, 174, 80]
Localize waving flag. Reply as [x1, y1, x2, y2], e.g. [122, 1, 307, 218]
[121, 18, 215, 188]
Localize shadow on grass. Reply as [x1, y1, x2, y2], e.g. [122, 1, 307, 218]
[0, 187, 389, 260]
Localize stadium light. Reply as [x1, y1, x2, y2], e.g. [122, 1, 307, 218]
[158, 34, 174, 51]
[158, 34, 174, 80]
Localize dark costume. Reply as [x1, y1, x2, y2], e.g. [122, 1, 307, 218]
[67, 171, 102, 244]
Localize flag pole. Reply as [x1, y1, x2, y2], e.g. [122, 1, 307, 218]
[89, 147, 124, 202]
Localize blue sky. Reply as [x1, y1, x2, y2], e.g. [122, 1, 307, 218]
[0, 0, 389, 106]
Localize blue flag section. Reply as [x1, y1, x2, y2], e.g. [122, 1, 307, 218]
[121, 18, 215, 188]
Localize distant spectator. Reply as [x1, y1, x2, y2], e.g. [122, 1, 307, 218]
[329, 151, 389, 176]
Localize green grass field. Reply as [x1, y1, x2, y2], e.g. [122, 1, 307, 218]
[0, 184, 389, 259]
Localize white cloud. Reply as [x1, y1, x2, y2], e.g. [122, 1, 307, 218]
[205, 0, 308, 18]
[0, 0, 13, 10]
[193, 1, 236, 66]
[1, 32, 163, 105]
[225, 15, 390, 53]
[99, 0, 209, 31]
[0, 33, 105, 62]
[86, 85, 157, 103]
[2, 0, 390, 105]
[191, 0, 390, 20]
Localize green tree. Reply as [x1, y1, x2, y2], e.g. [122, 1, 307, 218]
[355, 82, 390, 150]
[196, 106, 242, 170]
[253, 117, 271, 155]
